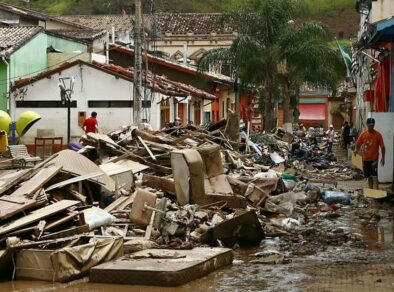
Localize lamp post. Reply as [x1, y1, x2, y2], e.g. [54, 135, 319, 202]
[59, 77, 74, 144]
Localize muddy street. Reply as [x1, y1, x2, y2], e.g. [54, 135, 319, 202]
[1, 180, 394, 292]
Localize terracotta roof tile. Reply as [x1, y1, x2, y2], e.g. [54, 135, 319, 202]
[12, 59, 217, 100]
[156, 13, 235, 35]
[58, 13, 237, 35]
[58, 15, 133, 33]
[46, 29, 107, 43]
[0, 26, 42, 56]
[0, 2, 88, 29]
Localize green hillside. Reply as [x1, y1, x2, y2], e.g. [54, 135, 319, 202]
[3, 0, 355, 15]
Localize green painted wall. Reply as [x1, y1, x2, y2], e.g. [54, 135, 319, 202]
[6, 33, 49, 113]
[10, 33, 48, 85]
[0, 61, 7, 112]
[47, 35, 87, 53]
[2, 32, 88, 112]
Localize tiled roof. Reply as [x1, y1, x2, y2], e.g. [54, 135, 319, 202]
[58, 13, 237, 35]
[0, 2, 88, 29]
[46, 29, 107, 43]
[0, 2, 46, 20]
[0, 26, 42, 56]
[156, 13, 236, 35]
[57, 15, 133, 33]
[109, 44, 233, 84]
[12, 59, 217, 100]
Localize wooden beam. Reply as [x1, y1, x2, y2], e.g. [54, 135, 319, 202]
[142, 174, 175, 195]
[44, 212, 79, 231]
[11, 166, 62, 198]
[137, 136, 156, 161]
[40, 224, 90, 240]
[0, 200, 80, 236]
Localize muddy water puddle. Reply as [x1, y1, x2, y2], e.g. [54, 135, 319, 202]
[360, 214, 394, 250]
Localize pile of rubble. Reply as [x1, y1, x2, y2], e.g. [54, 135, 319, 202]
[0, 119, 365, 286]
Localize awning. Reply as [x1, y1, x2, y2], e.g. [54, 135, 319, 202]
[299, 104, 326, 121]
[368, 17, 394, 45]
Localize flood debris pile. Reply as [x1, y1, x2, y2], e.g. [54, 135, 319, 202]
[0, 120, 366, 286]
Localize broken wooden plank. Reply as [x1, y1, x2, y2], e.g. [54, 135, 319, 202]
[144, 211, 155, 240]
[133, 128, 174, 144]
[0, 200, 80, 236]
[0, 221, 45, 242]
[144, 140, 177, 152]
[0, 198, 38, 221]
[67, 190, 87, 205]
[45, 171, 103, 192]
[0, 195, 26, 204]
[0, 169, 31, 196]
[44, 212, 79, 231]
[40, 224, 90, 240]
[0, 153, 60, 196]
[142, 174, 176, 195]
[104, 197, 129, 213]
[108, 147, 171, 174]
[137, 136, 156, 161]
[11, 166, 62, 198]
[116, 195, 135, 211]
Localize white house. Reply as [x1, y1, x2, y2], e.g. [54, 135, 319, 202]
[11, 60, 216, 146]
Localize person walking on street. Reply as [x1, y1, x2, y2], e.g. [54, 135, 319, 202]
[82, 112, 98, 134]
[354, 118, 385, 190]
[342, 121, 350, 149]
[349, 122, 357, 143]
[299, 123, 306, 137]
[326, 124, 335, 153]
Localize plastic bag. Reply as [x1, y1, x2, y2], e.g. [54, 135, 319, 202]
[282, 172, 296, 181]
[260, 237, 281, 251]
[283, 179, 296, 190]
[254, 170, 278, 179]
[83, 207, 115, 230]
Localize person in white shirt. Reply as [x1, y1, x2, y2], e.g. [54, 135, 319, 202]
[326, 124, 335, 153]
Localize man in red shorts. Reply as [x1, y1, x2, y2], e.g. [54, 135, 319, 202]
[82, 112, 98, 134]
[354, 117, 385, 189]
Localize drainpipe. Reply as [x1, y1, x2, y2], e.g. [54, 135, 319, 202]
[2, 56, 15, 144]
[106, 32, 110, 64]
[1, 56, 10, 115]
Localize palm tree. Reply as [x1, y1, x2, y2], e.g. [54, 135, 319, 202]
[198, 0, 344, 131]
[279, 22, 344, 124]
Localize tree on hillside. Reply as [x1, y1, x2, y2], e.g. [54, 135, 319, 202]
[198, 0, 344, 131]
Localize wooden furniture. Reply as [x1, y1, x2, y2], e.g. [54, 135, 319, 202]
[35, 136, 63, 159]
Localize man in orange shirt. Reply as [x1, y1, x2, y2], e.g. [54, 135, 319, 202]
[354, 118, 385, 189]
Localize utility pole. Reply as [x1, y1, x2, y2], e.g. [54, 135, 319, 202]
[133, 0, 143, 124]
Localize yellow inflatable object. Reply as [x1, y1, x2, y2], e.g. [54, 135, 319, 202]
[0, 110, 11, 134]
[16, 111, 41, 137]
